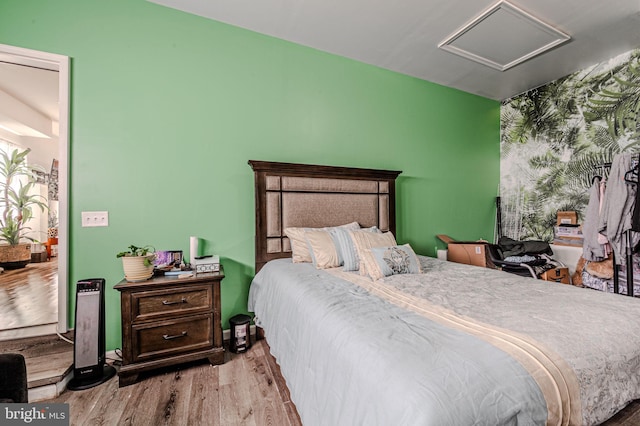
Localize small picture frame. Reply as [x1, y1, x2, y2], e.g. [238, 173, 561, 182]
[154, 250, 183, 268]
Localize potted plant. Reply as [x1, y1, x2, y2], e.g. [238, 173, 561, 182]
[0, 148, 48, 269]
[117, 244, 156, 282]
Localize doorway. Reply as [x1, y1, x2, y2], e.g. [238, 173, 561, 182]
[0, 44, 69, 340]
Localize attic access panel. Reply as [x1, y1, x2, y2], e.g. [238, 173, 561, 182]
[438, 0, 570, 71]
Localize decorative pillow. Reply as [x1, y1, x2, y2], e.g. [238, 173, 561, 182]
[330, 226, 381, 271]
[348, 230, 397, 276]
[363, 244, 422, 281]
[285, 222, 359, 263]
[305, 230, 341, 269]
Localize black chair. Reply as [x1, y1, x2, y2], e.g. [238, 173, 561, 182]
[486, 244, 549, 279]
[0, 353, 28, 403]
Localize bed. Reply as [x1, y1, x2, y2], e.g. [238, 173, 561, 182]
[247, 160, 640, 426]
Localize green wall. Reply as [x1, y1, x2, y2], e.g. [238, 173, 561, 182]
[0, 0, 500, 350]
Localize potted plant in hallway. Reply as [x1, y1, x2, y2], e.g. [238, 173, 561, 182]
[117, 244, 156, 282]
[0, 148, 48, 269]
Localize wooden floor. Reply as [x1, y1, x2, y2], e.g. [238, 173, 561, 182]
[37, 336, 640, 426]
[0, 332, 637, 425]
[0, 257, 58, 332]
[48, 339, 302, 426]
[610, 401, 640, 426]
[0, 331, 74, 389]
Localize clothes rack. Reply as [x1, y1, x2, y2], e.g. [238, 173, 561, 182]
[612, 230, 634, 296]
[622, 155, 640, 296]
[591, 157, 638, 297]
[591, 162, 611, 184]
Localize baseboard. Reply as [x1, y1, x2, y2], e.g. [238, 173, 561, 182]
[106, 349, 121, 363]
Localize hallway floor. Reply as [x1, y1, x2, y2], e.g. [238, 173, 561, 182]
[0, 257, 58, 335]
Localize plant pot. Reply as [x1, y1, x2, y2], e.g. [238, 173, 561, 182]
[121, 254, 155, 282]
[0, 243, 31, 269]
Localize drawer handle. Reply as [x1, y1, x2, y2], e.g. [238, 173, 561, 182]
[162, 297, 187, 305]
[162, 331, 188, 340]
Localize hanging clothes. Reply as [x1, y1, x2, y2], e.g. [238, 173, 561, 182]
[598, 153, 639, 264]
[632, 161, 640, 231]
[597, 181, 609, 247]
[582, 176, 607, 261]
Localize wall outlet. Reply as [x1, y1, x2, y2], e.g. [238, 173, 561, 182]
[81, 211, 109, 227]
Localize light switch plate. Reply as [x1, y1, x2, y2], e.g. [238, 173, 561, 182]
[81, 211, 109, 227]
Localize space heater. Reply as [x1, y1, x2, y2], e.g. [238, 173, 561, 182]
[67, 278, 116, 390]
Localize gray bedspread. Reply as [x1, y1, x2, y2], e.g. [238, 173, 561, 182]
[248, 257, 640, 426]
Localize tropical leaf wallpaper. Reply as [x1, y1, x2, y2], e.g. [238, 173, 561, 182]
[500, 48, 640, 242]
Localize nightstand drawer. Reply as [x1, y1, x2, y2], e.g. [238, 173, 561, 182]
[131, 284, 212, 322]
[131, 314, 213, 362]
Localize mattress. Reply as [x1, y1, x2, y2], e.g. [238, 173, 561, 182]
[248, 257, 640, 426]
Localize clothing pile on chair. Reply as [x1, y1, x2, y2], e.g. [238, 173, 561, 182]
[497, 236, 553, 258]
[490, 237, 557, 279]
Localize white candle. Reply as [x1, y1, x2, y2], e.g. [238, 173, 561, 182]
[190, 236, 199, 262]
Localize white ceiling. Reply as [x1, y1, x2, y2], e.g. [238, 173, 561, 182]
[0, 61, 58, 138]
[148, 0, 640, 101]
[2, 0, 639, 129]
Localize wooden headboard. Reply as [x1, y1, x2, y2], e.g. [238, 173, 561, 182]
[248, 160, 402, 272]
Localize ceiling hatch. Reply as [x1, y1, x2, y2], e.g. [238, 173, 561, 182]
[438, 0, 571, 71]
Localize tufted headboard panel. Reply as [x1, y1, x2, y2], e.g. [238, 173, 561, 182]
[248, 160, 402, 272]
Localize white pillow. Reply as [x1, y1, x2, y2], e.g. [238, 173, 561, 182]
[285, 222, 359, 263]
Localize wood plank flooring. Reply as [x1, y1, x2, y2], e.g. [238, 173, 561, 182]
[0, 331, 73, 388]
[610, 401, 640, 426]
[0, 258, 58, 331]
[48, 339, 302, 426]
[40, 337, 640, 426]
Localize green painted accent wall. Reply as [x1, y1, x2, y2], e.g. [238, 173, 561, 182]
[0, 0, 500, 350]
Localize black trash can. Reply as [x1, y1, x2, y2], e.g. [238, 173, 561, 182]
[229, 314, 251, 353]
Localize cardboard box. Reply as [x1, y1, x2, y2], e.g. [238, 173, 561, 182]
[539, 267, 570, 284]
[437, 234, 490, 268]
[448, 243, 490, 267]
[554, 224, 582, 237]
[557, 211, 578, 225]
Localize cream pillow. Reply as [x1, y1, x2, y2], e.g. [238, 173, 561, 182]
[305, 230, 340, 269]
[285, 222, 359, 263]
[284, 227, 313, 263]
[348, 230, 397, 276]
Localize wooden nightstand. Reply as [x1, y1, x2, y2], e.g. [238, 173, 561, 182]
[114, 268, 225, 387]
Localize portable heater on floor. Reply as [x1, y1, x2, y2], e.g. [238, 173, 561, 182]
[67, 278, 116, 390]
